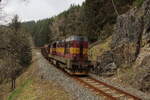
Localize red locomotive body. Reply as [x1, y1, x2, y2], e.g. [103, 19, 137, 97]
[43, 35, 91, 75]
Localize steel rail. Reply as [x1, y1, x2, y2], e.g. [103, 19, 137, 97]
[41, 52, 142, 100]
[89, 77, 141, 100]
[74, 77, 116, 100]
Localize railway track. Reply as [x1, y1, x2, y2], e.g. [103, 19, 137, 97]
[49, 63, 141, 100]
[52, 65, 141, 100]
[43, 55, 141, 100]
[73, 76, 141, 100]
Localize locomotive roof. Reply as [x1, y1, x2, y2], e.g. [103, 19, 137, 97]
[50, 35, 88, 44]
[65, 35, 88, 42]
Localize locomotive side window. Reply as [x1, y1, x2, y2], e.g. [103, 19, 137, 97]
[64, 41, 70, 54]
[80, 37, 84, 56]
[48, 44, 51, 54]
[80, 37, 84, 41]
[64, 42, 67, 54]
[66, 42, 70, 54]
[52, 42, 56, 55]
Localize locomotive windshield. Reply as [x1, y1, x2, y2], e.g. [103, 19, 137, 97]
[76, 36, 88, 41]
[65, 35, 88, 42]
[81, 37, 88, 41]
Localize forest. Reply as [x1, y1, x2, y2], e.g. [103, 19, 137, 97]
[1, 0, 150, 99]
[21, 0, 150, 94]
[22, 0, 140, 46]
[0, 15, 32, 90]
[0, 0, 137, 90]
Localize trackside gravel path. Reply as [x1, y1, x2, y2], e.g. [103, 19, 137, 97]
[35, 50, 104, 100]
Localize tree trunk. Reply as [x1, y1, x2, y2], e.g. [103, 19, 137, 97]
[13, 79, 16, 89]
[111, 0, 119, 16]
[11, 78, 16, 90]
[11, 79, 14, 90]
[135, 18, 144, 58]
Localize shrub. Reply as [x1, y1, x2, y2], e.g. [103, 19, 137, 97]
[134, 0, 144, 7]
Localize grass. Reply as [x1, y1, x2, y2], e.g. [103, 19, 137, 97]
[89, 36, 112, 61]
[7, 71, 72, 100]
[117, 66, 135, 83]
[116, 63, 148, 86]
[7, 78, 72, 100]
[8, 79, 32, 100]
[134, 0, 144, 7]
[3, 50, 72, 100]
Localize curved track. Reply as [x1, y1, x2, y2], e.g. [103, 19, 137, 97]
[73, 76, 141, 100]
[41, 52, 141, 100]
[50, 61, 141, 100]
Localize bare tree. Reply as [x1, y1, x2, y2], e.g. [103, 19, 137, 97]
[0, 59, 7, 84]
[0, 15, 32, 90]
[0, 52, 21, 90]
[9, 15, 21, 32]
[111, 0, 119, 16]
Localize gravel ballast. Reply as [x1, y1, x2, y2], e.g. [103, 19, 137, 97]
[90, 74, 150, 100]
[35, 51, 150, 100]
[35, 51, 104, 100]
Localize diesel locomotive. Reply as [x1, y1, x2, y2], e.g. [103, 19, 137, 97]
[41, 35, 91, 75]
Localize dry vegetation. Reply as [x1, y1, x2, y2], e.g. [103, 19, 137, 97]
[0, 15, 32, 93]
[89, 36, 112, 61]
[0, 0, 148, 99]
[5, 50, 72, 100]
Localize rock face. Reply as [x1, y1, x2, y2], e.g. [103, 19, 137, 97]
[140, 74, 150, 92]
[91, 51, 116, 76]
[112, 7, 143, 67]
[134, 55, 150, 93]
[142, 0, 150, 45]
[113, 0, 150, 47]
[112, 11, 143, 47]
[87, 0, 150, 95]
[140, 55, 150, 92]
[92, 0, 150, 77]
[112, 43, 137, 67]
[111, 0, 150, 67]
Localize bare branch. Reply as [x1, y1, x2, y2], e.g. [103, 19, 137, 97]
[111, 0, 119, 16]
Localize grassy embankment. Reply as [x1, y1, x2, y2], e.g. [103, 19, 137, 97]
[7, 50, 72, 100]
[89, 36, 112, 61]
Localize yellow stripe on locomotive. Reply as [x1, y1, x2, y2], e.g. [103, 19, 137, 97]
[70, 48, 88, 55]
[47, 36, 90, 75]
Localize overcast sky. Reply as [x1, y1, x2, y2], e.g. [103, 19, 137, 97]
[3, 0, 85, 22]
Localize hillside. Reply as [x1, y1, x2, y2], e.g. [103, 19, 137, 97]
[0, 49, 72, 100]
[1, 0, 150, 99]
[22, 0, 135, 46]
[21, 0, 150, 95]
[89, 0, 150, 95]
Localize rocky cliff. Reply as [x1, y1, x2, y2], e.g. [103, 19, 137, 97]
[92, 0, 150, 94]
[112, 0, 150, 66]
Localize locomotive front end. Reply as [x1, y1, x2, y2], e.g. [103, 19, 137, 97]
[69, 36, 91, 75]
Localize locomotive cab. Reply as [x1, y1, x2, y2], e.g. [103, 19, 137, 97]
[47, 35, 91, 75]
[65, 36, 90, 75]
[51, 42, 57, 55]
